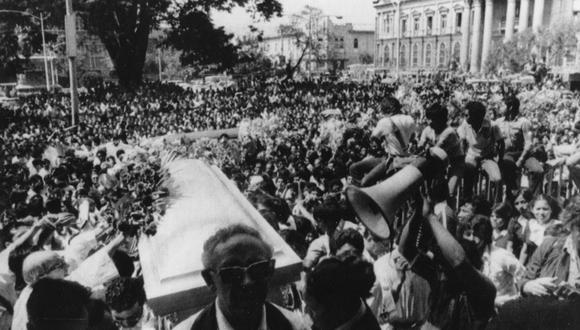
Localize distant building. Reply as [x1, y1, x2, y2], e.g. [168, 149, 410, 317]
[259, 34, 303, 67]
[373, 0, 580, 74]
[259, 17, 375, 73]
[18, 16, 166, 88]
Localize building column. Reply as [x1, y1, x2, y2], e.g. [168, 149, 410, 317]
[480, 0, 494, 72]
[460, 2, 471, 71]
[470, 0, 483, 73]
[395, 2, 401, 75]
[505, 0, 516, 41]
[532, 0, 545, 30]
[519, 0, 530, 32]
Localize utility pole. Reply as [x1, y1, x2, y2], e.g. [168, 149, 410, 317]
[158, 49, 163, 81]
[39, 13, 50, 91]
[65, 0, 79, 125]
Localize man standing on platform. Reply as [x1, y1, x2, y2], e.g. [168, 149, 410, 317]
[495, 95, 543, 198]
[457, 101, 504, 201]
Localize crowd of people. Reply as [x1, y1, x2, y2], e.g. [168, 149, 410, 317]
[1, 73, 580, 330]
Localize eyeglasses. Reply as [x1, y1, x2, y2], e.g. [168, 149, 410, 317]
[45, 258, 68, 275]
[515, 200, 527, 205]
[214, 259, 275, 285]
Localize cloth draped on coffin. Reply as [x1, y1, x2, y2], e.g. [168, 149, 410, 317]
[139, 159, 301, 319]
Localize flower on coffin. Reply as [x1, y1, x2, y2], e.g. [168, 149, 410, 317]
[319, 118, 346, 153]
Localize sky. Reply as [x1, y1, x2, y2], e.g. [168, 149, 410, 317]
[212, 0, 376, 38]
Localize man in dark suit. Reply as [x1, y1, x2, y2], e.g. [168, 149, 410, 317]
[173, 224, 307, 330]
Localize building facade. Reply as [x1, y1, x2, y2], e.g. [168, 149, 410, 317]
[374, 0, 580, 74]
[260, 18, 375, 72]
[259, 34, 303, 67]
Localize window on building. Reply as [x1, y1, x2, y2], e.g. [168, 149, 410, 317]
[76, 15, 84, 31]
[427, 16, 433, 34]
[456, 12, 462, 29]
[412, 43, 419, 67]
[354, 38, 359, 49]
[441, 14, 447, 32]
[384, 45, 390, 65]
[453, 42, 461, 62]
[439, 43, 447, 66]
[425, 43, 432, 66]
[401, 18, 407, 35]
[399, 44, 406, 68]
[382, 15, 386, 33]
[414, 17, 420, 33]
[386, 15, 392, 34]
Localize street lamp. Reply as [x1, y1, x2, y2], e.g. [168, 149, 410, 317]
[0, 10, 51, 91]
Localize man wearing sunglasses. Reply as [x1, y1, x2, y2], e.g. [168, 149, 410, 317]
[174, 224, 308, 330]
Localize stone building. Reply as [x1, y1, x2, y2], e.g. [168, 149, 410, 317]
[260, 18, 375, 72]
[374, 0, 580, 73]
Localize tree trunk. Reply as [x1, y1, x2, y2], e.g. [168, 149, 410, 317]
[285, 45, 308, 80]
[91, 0, 152, 89]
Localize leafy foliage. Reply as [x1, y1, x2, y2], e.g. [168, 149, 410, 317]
[163, 4, 238, 70]
[278, 6, 326, 79]
[1, 0, 282, 87]
[486, 21, 579, 74]
[0, 0, 62, 80]
[359, 52, 373, 65]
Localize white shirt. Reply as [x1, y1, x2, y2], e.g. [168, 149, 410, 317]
[528, 219, 560, 247]
[372, 115, 416, 156]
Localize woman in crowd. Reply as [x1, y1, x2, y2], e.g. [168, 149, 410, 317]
[520, 194, 563, 264]
[507, 189, 534, 264]
[470, 215, 523, 307]
[490, 202, 513, 249]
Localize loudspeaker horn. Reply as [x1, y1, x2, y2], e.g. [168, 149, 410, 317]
[345, 147, 447, 239]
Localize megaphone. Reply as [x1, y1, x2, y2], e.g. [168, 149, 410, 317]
[345, 147, 447, 239]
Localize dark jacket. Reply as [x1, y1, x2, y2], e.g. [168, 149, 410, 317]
[518, 236, 570, 292]
[350, 307, 382, 330]
[335, 304, 381, 330]
[190, 301, 294, 330]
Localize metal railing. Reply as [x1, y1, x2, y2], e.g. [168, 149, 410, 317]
[456, 162, 579, 209]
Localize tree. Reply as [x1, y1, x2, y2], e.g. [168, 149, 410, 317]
[0, 0, 282, 88]
[231, 30, 274, 78]
[0, 0, 62, 81]
[359, 52, 373, 65]
[485, 30, 536, 74]
[162, 3, 238, 71]
[486, 20, 580, 74]
[278, 6, 326, 80]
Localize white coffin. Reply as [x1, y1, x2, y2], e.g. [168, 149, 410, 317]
[139, 160, 301, 317]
